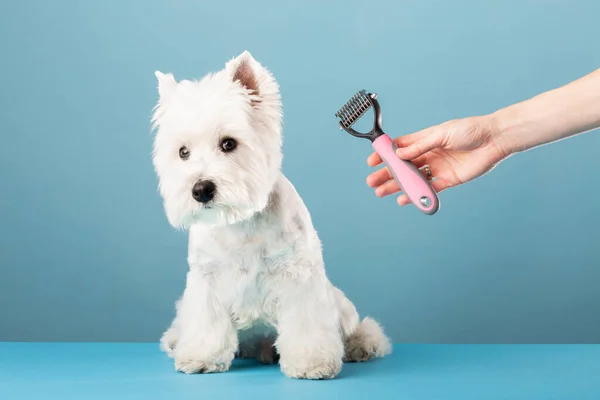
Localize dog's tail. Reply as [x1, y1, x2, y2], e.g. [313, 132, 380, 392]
[332, 286, 393, 362]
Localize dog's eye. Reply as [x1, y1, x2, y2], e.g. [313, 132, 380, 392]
[179, 146, 190, 160]
[221, 138, 237, 153]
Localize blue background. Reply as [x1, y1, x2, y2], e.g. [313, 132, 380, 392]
[1, 0, 599, 343]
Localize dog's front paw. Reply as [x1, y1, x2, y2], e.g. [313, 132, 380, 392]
[280, 354, 342, 380]
[175, 358, 231, 374]
[174, 345, 235, 374]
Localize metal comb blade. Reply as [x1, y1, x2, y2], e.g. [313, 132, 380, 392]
[335, 90, 373, 129]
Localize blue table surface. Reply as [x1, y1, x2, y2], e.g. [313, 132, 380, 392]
[0, 343, 599, 399]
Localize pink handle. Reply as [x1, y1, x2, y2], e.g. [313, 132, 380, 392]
[372, 134, 439, 215]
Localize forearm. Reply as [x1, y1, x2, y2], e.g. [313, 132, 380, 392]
[492, 68, 600, 156]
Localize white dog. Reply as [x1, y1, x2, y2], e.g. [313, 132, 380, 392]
[151, 51, 392, 379]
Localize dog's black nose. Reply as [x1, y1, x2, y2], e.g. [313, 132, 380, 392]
[191, 180, 216, 203]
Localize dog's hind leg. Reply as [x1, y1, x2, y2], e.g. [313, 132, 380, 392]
[160, 317, 180, 358]
[236, 325, 279, 364]
[237, 335, 279, 364]
[331, 285, 393, 362]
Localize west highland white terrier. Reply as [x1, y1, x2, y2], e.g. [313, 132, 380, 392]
[151, 51, 392, 379]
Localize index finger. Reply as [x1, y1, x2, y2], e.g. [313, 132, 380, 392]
[366, 129, 429, 167]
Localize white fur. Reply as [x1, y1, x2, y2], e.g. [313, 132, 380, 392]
[152, 51, 392, 379]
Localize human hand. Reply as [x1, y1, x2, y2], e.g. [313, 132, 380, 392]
[366, 115, 508, 205]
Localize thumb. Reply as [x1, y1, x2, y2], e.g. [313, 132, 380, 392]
[395, 128, 445, 160]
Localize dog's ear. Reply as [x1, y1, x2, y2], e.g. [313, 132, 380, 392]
[226, 51, 261, 105]
[155, 71, 177, 99]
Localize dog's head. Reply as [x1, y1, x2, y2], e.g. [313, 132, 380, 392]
[151, 51, 282, 229]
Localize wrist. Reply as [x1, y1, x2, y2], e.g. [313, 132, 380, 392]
[488, 104, 525, 158]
